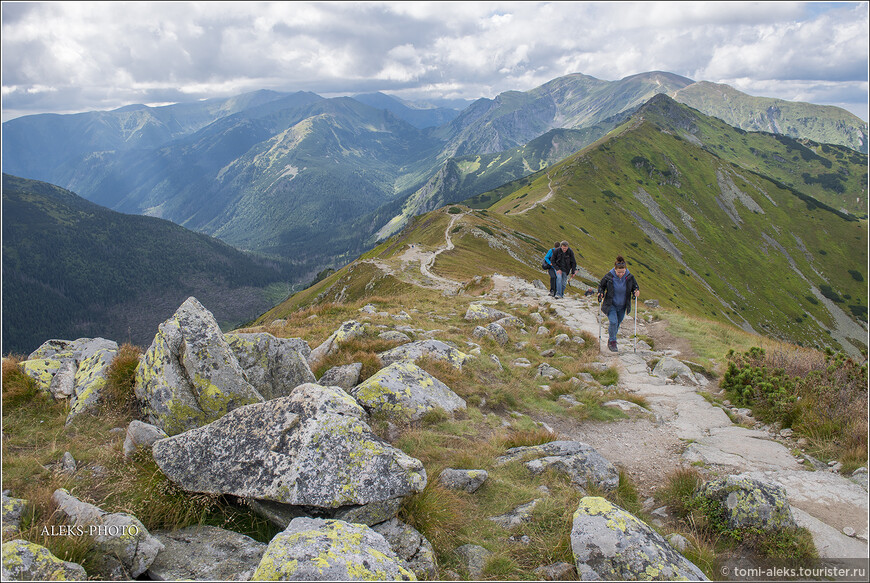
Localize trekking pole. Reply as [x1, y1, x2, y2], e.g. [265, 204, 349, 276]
[633, 293, 638, 353]
[597, 295, 602, 353]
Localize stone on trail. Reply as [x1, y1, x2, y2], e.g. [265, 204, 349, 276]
[696, 475, 797, 531]
[225, 332, 316, 400]
[134, 297, 264, 436]
[378, 339, 470, 370]
[151, 383, 426, 512]
[496, 440, 619, 492]
[571, 497, 708, 581]
[1, 539, 87, 581]
[51, 488, 163, 578]
[350, 361, 466, 421]
[252, 518, 416, 581]
[147, 525, 266, 581]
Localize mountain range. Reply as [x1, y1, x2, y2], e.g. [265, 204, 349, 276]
[260, 95, 868, 357]
[3, 71, 866, 276]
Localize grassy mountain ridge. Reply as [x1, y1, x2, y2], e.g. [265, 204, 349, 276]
[1, 174, 298, 354]
[259, 96, 868, 356]
[2, 72, 866, 279]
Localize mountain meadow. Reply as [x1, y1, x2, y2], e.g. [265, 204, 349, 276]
[1, 71, 868, 581]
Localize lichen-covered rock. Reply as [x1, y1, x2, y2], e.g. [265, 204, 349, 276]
[1, 494, 27, 538]
[372, 517, 438, 580]
[489, 498, 542, 529]
[319, 362, 363, 390]
[350, 362, 466, 421]
[571, 497, 708, 581]
[2, 539, 87, 581]
[67, 342, 118, 422]
[252, 518, 416, 581]
[19, 358, 62, 393]
[494, 315, 525, 329]
[123, 420, 169, 459]
[134, 297, 264, 436]
[464, 303, 511, 322]
[438, 468, 488, 493]
[696, 474, 797, 531]
[308, 320, 367, 363]
[652, 357, 698, 385]
[379, 331, 411, 343]
[152, 384, 426, 511]
[496, 440, 619, 492]
[486, 322, 509, 345]
[147, 525, 266, 581]
[225, 332, 316, 400]
[52, 488, 163, 578]
[378, 340, 469, 370]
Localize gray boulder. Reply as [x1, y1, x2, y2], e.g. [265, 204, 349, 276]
[308, 320, 367, 363]
[350, 362, 466, 421]
[536, 363, 564, 379]
[1, 539, 87, 581]
[497, 440, 619, 492]
[134, 297, 264, 436]
[1, 494, 27, 538]
[696, 474, 797, 531]
[486, 322, 510, 345]
[652, 357, 698, 385]
[52, 488, 163, 578]
[152, 384, 426, 511]
[379, 330, 412, 343]
[489, 498, 542, 529]
[464, 303, 511, 322]
[318, 362, 363, 390]
[372, 517, 438, 580]
[147, 525, 266, 581]
[123, 420, 169, 459]
[454, 544, 491, 579]
[251, 518, 416, 581]
[571, 496, 708, 580]
[225, 332, 316, 400]
[378, 339, 470, 370]
[438, 468, 488, 493]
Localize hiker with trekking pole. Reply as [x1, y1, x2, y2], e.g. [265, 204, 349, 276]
[597, 255, 640, 353]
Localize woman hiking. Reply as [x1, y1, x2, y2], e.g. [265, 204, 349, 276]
[544, 242, 560, 297]
[597, 255, 640, 352]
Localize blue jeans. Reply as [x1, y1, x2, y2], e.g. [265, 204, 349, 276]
[556, 272, 567, 297]
[608, 305, 626, 342]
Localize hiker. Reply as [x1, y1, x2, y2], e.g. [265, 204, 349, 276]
[543, 242, 560, 297]
[552, 240, 576, 299]
[597, 255, 640, 352]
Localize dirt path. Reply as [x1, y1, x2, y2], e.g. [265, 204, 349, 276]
[381, 212, 868, 556]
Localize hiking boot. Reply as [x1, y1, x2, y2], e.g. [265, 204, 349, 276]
[608, 341, 618, 352]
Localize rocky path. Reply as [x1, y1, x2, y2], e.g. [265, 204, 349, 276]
[486, 274, 868, 560]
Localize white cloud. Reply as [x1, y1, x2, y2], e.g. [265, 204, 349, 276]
[1, 1, 867, 121]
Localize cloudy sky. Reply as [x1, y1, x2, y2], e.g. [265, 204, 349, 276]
[2, 1, 868, 122]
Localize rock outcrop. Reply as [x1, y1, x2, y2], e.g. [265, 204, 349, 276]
[1, 539, 87, 581]
[350, 361, 466, 421]
[378, 339, 470, 370]
[147, 525, 266, 581]
[252, 518, 416, 581]
[497, 440, 619, 492]
[51, 488, 163, 579]
[225, 332, 316, 400]
[308, 320, 367, 363]
[696, 474, 797, 531]
[134, 297, 264, 436]
[152, 383, 426, 513]
[571, 497, 708, 581]
[19, 337, 119, 422]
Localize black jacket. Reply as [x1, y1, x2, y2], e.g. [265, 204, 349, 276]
[598, 270, 639, 315]
[553, 247, 576, 274]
